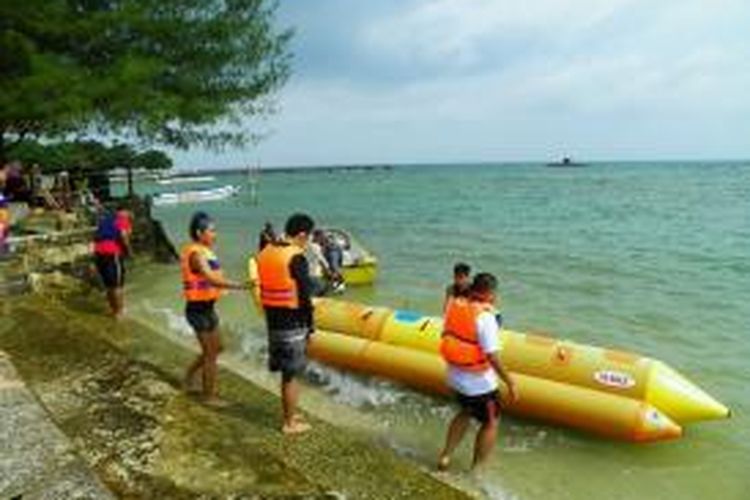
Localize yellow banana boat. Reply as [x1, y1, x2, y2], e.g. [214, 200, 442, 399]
[308, 298, 730, 442]
[247, 259, 730, 442]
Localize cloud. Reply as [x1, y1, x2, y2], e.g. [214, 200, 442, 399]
[362, 0, 635, 70]
[176, 0, 750, 167]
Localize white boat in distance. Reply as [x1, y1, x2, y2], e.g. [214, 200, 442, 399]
[157, 175, 216, 185]
[153, 185, 240, 206]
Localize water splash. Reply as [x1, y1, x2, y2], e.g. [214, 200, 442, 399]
[140, 300, 193, 337]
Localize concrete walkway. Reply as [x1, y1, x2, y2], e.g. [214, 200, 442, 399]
[1, 294, 471, 499]
[0, 351, 113, 499]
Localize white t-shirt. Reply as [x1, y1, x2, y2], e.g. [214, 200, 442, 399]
[447, 311, 502, 396]
[306, 242, 329, 278]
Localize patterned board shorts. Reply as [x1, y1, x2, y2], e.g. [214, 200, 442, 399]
[268, 327, 309, 380]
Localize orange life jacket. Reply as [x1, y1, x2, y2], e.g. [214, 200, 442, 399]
[181, 243, 222, 302]
[256, 242, 303, 309]
[440, 297, 494, 372]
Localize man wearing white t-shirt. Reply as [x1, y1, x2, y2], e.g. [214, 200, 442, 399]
[438, 272, 518, 471]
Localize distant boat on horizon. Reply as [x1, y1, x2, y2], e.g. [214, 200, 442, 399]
[546, 157, 587, 167]
[157, 175, 216, 185]
[152, 184, 239, 206]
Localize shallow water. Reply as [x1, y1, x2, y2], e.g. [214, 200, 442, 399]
[125, 162, 750, 499]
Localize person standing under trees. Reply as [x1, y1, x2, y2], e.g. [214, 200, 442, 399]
[181, 212, 247, 407]
[256, 213, 317, 434]
[92, 204, 132, 318]
[438, 272, 518, 471]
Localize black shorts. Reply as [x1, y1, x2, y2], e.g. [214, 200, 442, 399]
[268, 327, 308, 381]
[456, 390, 500, 424]
[95, 254, 125, 289]
[185, 301, 219, 334]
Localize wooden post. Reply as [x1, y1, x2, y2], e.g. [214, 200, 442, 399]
[127, 166, 134, 198]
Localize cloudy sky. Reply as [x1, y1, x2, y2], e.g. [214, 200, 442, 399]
[175, 0, 750, 168]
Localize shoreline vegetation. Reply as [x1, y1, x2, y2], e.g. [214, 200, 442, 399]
[0, 200, 472, 499]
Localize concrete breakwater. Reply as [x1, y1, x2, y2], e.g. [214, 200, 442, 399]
[0, 284, 471, 498]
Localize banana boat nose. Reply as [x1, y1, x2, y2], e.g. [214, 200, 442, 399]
[646, 362, 731, 423]
[633, 405, 683, 442]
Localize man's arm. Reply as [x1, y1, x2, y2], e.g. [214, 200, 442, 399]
[488, 353, 518, 404]
[442, 285, 453, 312]
[119, 232, 132, 258]
[290, 254, 315, 330]
[477, 311, 518, 404]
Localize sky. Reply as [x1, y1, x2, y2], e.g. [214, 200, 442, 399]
[174, 0, 750, 169]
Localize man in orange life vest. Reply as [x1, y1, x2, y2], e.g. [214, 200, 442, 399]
[182, 212, 247, 406]
[438, 272, 518, 471]
[256, 213, 316, 434]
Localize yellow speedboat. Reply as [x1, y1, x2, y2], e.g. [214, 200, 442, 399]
[321, 228, 377, 286]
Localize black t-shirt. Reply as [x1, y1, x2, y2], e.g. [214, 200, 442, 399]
[263, 253, 315, 332]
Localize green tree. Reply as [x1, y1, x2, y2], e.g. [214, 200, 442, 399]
[0, 0, 292, 160]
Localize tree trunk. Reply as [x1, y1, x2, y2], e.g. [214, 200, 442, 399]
[127, 166, 134, 198]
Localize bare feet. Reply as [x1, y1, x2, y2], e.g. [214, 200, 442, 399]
[282, 418, 312, 435]
[437, 455, 451, 472]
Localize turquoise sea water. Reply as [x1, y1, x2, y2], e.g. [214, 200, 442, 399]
[126, 162, 749, 499]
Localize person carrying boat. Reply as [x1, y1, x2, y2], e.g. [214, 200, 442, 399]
[92, 204, 132, 318]
[256, 213, 316, 434]
[182, 211, 247, 406]
[438, 272, 518, 471]
[443, 262, 471, 311]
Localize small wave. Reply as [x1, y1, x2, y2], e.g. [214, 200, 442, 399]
[306, 362, 406, 409]
[140, 300, 193, 337]
[231, 326, 267, 360]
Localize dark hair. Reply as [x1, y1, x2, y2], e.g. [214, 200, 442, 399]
[453, 262, 471, 276]
[285, 213, 315, 237]
[189, 211, 214, 241]
[470, 272, 497, 295]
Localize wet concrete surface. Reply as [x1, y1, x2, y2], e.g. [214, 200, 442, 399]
[1, 292, 471, 499]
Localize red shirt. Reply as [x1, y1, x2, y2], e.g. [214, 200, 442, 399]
[94, 211, 132, 256]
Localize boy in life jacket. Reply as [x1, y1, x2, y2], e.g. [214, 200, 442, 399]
[443, 261, 471, 312]
[256, 213, 317, 434]
[93, 205, 132, 318]
[438, 272, 518, 471]
[182, 212, 248, 406]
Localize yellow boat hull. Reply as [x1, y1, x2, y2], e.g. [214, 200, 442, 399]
[341, 260, 378, 285]
[307, 298, 730, 441]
